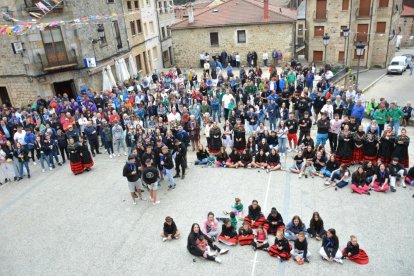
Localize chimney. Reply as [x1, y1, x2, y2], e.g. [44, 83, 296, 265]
[187, 3, 194, 24]
[263, 0, 269, 21]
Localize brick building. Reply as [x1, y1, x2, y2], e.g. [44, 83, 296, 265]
[303, 0, 402, 68]
[171, 0, 296, 68]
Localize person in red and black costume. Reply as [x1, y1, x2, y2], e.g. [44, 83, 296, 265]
[244, 200, 266, 229]
[238, 222, 254, 246]
[352, 125, 365, 165]
[363, 126, 379, 163]
[378, 125, 395, 167]
[336, 125, 353, 166]
[218, 218, 238, 246]
[265, 207, 285, 235]
[268, 231, 292, 262]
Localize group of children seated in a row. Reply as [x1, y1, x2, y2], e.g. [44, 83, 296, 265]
[163, 198, 369, 265]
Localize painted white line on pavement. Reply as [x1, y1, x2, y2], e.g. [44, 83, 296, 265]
[250, 172, 272, 276]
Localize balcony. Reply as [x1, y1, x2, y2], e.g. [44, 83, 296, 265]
[25, 0, 64, 13]
[37, 50, 78, 72]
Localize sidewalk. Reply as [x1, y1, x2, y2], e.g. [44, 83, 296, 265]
[355, 69, 386, 91]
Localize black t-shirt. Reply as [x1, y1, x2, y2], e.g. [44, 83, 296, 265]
[285, 119, 298, 134]
[142, 166, 159, 184]
[299, 117, 312, 131]
[293, 155, 304, 165]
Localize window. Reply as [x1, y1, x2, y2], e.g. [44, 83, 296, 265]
[314, 26, 324, 37]
[210, 32, 219, 46]
[169, 1, 173, 12]
[359, 0, 371, 17]
[149, 21, 154, 34]
[338, 51, 345, 62]
[164, 1, 168, 13]
[107, 0, 114, 3]
[298, 24, 303, 36]
[153, 46, 158, 59]
[136, 20, 142, 33]
[237, 30, 246, 43]
[313, 51, 323, 62]
[113, 21, 123, 49]
[316, 0, 327, 20]
[357, 24, 369, 42]
[130, 21, 136, 36]
[340, 26, 347, 37]
[145, 0, 150, 6]
[163, 50, 169, 62]
[161, 27, 165, 39]
[376, 22, 386, 33]
[134, 0, 139, 9]
[136, 54, 142, 71]
[342, 0, 349, 10]
[41, 28, 68, 66]
[167, 26, 171, 37]
[127, 1, 132, 10]
[158, 2, 163, 13]
[379, 0, 389, 8]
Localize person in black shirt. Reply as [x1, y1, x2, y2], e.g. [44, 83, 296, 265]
[290, 151, 305, 178]
[313, 91, 326, 123]
[142, 158, 160, 205]
[265, 207, 284, 235]
[123, 154, 145, 205]
[269, 230, 292, 262]
[316, 112, 330, 147]
[161, 216, 181, 242]
[291, 232, 310, 264]
[341, 235, 369, 264]
[218, 218, 238, 246]
[319, 228, 343, 263]
[251, 148, 267, 169]
[298, 111, 312, 145]
[307, 212, 326, 240]
[266, 148, 281, 172]
[244, 200, 266, 228]
[173, 139, 187, 179]
[286, 112, 298, 152]
[161, 146, 175, 189]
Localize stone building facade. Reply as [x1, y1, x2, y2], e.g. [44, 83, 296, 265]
[399, 2, 414, 47]
[304, 0, 402, 68]
[171, 0, 296, 68]
[156, 0, 176, 68]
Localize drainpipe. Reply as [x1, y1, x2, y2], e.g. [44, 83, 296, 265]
[347, 0, 353, 68]
[385, 0, 396, 68]
[365, 1, 374, 69]
[121, 1, 131, 52]
[155, 1, 165, 68]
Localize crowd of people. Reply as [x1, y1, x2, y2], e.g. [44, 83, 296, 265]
[183, 199, 369, 265]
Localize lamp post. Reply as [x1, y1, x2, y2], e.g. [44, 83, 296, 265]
[355, 41, 366, 91]
[91, 24, 106, 59]
[323, 33, 330, 66]
[342, 27, 350, 66]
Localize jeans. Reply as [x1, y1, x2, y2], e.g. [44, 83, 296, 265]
[278, 137, 287, 153]
[316, 133, 328, 146]
[211, 109, 220, 123]
[269, 117, 277, 131]
[320, 168, 332, 177]
[104, 140, 114, 155]
[164, 168, 175, 187]
[18, 161, 30, 177]
[195, 157, 209, 165]
[263, 59, 268, 67]
[39, 153, 51, 169]
[49, 148, 60, 165]
[114, 139, 126, 154]
[248, 124, 258, 134]
[330, 172, 348, 188]
[389, 121, 400, 135]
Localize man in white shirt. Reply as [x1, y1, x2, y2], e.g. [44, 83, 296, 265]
[262, 51, 269, 67]
[199, 52, 205, 68]
[235, 53, 240, 67]
[221, 90, 235, 121]
[345, 86, 356, 101]
[14, 125, 26, 146]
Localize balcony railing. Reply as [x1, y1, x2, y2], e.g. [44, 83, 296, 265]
[25, 0, 64, 13]
[37, 51, 78, 72]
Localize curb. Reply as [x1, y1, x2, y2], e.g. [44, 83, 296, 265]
[362, 72, 387, 93]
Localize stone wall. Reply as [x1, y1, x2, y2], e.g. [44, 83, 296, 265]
[400, 17, 414, 47]
[172, 23, 295, 68]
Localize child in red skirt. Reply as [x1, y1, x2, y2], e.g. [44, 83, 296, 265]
[342, 235, 369, 264]
[268, 231, 292, 262]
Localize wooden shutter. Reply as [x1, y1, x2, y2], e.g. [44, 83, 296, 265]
[342, 0, 349, 10]
[313, 51, 323, 62]
[379, 0, 389, 8]
[359, 0, 371, 17]
[376, 22, 386, 33]
[357, 24, 369, 42]
[316, 0, 327, 20]
[338, 51, 345, 62]
[314, 26, 324, 37]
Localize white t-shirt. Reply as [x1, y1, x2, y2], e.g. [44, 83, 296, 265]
[235, 55, 240, 62]
[222, 94, 234, 108]
[263, 52, 268, 60]
[14, 130, 26, 145]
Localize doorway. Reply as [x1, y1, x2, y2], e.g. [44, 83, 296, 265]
[0, 87, 12, 107]
[53, 80, 76, 99]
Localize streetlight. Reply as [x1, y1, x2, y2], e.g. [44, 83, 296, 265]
[323, 33, 330, 66]
[91, 24, 106, 59]
[342, 27, 350, 66]
[355, 41, 366, 91]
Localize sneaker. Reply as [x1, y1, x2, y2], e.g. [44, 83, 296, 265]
[334, 258, 343, 264]
[33, 162, 37, 166]
[299, 173, 303, 178]
[402, 183, 407, 188]
[214, 257, 222, 264]
[335, 187, 338, 191]
[325, 180, 331, 186]
[173, 185, 176, 189]
[58, 162, 62, 166]
[132, 200, 137, 205]
[168, 185, 172, 190]
[181, 174, 185, 179]
[117, 154, 121, 157]
[162, 237, 168, 242]
[319, 173, 324, 177]
[49, 167, 53, 171]
[124, 152, 127, 156]
[219, 249, 229, 255]
[109, 154, 113, 159]
[153, 201, 160, 205]
[139, 197, 146, 201]
[391, 187, 396, 192]
[223, 210, 228, 215]
[304, 174, 308, 179]
[266, 169, 270, 173]
[42, 169, 45, 173]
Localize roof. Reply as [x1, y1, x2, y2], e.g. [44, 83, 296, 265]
[401, 4, 414, 16]
[171, 0, 296, 30]
[403, 0, 414, 8]
[296, 0, 306, 19]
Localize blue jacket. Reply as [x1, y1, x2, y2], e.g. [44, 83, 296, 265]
[84, 126, 98, 142]
[24, 133, 36, 150]
[267, 103, 278, 119]
[351, 104, 365, 120]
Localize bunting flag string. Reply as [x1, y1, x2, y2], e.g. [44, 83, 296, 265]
[0, 10, 141, 37]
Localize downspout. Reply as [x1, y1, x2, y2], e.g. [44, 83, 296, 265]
[347, 0, 353, 68]
[155, 2, 165, 68]
[365, 0, 374, 68]
[385, 0, 396, 68]
[121, 0, 131, 51]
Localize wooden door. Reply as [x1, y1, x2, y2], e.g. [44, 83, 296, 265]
[357, 24, 369, 42]
[359, 0, 371, 17]
[316, 0, 327, 20]
[313, 51, 323, 62]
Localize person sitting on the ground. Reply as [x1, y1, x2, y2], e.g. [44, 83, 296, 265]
[327, 164, 350, 191]
[218, 218, 238, 246]
[252, 225, 269, 251]
[291, 232, 311, 264]
[351, 166, 370, 195]
[290, 150, 306, 177]
[224, 197, 244, 218]
[268, 231, 292, 262]
[187, 223, 228, 263]
[319, 228, 343, 264]
[265, 207, 285, 235]
[370, 163, 390, 193]
[307, 211, 326, 240]
[202, 212, 219, 240]
[266, 147, 281, 173]
[251, 148, 268, 169]
[240, 149, 253, 168]
[388, 157, 407, 191]
[341, 235, 369, 265]
[321, 154, 340, 184]
[215, 147, 228, 167]
[238, 222, 254, 246]
[161, 216, 181, 242]
[226, 148, 243, 168]
[244, 200, 266, 228]
[285, 215, 307, 241]
[194, 144, 210, 165]
[405, 165, 414, 186]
